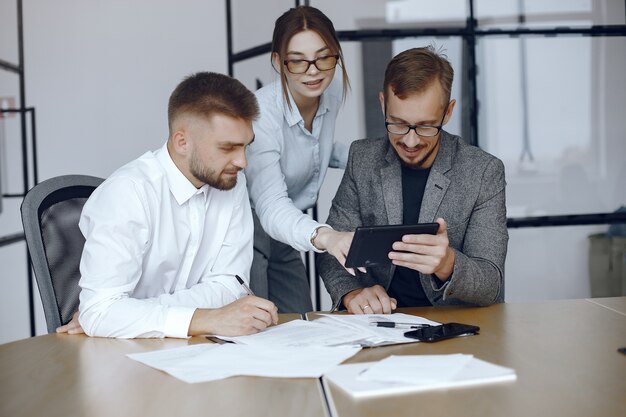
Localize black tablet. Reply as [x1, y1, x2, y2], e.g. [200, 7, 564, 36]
[344, 223, 439, 268]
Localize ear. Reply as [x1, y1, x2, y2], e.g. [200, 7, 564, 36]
[169, 128, 190, 157]
[378, 91, 385, 117]
[442, 99, 456, 125]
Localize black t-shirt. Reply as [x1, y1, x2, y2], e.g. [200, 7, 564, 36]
[387, 165, 433, 307]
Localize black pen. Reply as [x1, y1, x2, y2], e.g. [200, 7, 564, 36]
[369, 321, 430, 329]
[235, 275, 255, 296]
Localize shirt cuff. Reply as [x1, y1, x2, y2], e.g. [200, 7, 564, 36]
[163, 306, 197, 338]
[309, 224, 333, 253]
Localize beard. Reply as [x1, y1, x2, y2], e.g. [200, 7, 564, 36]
[189, 150, 239, 191]
[392, 137, 440, 169]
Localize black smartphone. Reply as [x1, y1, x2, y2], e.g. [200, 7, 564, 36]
[404, 322, 480, 342]
[344, 223, 439, 268]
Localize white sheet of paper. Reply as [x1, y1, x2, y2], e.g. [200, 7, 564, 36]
[323, 357, 516, 398]
[358, 354, 474, 384]
[216, 319, 368, 347]
[127, 343, 360, 384]
[216, 313, 440, 348]
[314, 313, 441, 346]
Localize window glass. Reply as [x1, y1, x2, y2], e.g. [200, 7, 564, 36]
[313, 0, 466, 31]
[475, 0, 626, 28]
[478, 36, 626, 217]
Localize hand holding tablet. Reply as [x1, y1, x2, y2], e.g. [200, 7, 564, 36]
[344, 223, 439, 268]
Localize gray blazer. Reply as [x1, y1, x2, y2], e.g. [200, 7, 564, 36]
[318, 131, 508, 310]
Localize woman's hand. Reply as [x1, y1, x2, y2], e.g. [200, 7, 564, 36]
[313, 227, 366, 275]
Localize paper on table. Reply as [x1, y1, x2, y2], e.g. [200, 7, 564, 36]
[127, 343, 361, 384]
[358, 354, 474, 384]
[323, 357, 516, 398]
[216, 314, 440, 348]
[313, 313, 441, 346]
[216, 319, 368, 347]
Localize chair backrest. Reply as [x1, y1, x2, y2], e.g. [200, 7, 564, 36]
[21, 175, 104, 333]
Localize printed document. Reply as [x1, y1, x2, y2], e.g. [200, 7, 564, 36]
[217, 313, 440, 347]
[216, 319, 366, 347]
[312, 313, 441, 346]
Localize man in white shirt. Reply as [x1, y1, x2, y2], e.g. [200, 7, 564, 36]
[58, 72, 278, 338]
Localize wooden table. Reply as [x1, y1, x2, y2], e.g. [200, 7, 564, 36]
[586, 296, 626, 316]
[0, 314, 326, 417]
[321, 298, 626, 417]
[1, 299, 625, 417]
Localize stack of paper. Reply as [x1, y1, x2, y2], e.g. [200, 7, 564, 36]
[313, 313, 440, 347]
[218, 313, 440, 348]
[216, 319, 366, 347]
[322, 354, 516, 398]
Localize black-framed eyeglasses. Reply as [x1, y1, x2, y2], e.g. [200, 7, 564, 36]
[283, 55, 339, 74]
[385, 103, 450, 137]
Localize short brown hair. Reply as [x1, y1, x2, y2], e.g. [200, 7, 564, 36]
[271, 6, 350, 110]
[168, 72, 259, 135]
[383, 46, 454, 109]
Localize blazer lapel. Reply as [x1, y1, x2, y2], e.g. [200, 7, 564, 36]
[381, 143, 403, 224]
[419, 133, 454, 223]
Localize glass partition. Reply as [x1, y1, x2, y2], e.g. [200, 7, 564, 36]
[475, 0, 626, 28]
[478, 36, 626, 217]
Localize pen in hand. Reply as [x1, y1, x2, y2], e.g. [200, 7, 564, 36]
[370, 321, 430, 329]
[235, 275, 279, 326]
[235, 275, 255, 296]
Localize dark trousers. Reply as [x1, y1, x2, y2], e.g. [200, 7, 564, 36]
[250, 211, 313, 314]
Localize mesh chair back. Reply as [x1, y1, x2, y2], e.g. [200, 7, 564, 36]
[21, 175, 104, 333]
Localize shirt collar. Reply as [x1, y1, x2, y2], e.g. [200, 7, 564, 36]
[155, 142, 209, 205]
[280, 82, 331, 128]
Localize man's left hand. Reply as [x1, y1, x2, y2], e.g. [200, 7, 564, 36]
[388, 217, 455, 281]
[56, 311, 85, 334]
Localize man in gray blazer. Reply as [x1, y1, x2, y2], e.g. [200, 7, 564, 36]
[318, 46, 508, 313]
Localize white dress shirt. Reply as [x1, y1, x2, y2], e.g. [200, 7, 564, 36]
[78, 143, 252, 338]
[245, 78, 349, 252]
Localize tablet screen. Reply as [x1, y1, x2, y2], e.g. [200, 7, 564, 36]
[344, 223, 439, 268]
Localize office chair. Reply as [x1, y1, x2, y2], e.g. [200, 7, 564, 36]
[21, 175, 104, 333]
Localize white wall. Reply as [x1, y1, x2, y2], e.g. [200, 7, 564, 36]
[0, 0, 229, 343]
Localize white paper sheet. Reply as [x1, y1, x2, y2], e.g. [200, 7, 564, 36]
[323, 357, 516, 398]
[313, 313, 441, 346]
[358, 354, 474, 384]
[216, 319, 367, 347]
[127, 343, 361, 384]
[217, 314, 440, 348]
[217, 313, 440, 347]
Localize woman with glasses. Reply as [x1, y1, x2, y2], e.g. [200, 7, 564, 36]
[245, 6, 354, 313]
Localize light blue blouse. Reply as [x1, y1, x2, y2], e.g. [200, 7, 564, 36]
[245, 78, 349, 252]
